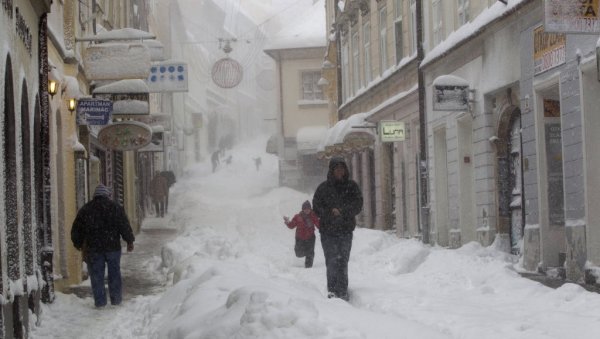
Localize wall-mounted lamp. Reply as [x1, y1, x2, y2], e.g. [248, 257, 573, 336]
[48, 80, 58, 97]
[68, 98, 77, 113]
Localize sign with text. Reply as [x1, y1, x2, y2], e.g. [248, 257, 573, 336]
[76, 98, 113, 125]
[433, 84, 469, 111]
[379, 121, 406, 142]
[544, 0, 600, 33]
[97, 121, 152, 151]
[533, 25, 566, 75]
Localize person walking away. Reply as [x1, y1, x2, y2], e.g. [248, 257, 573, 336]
[253, 156, 262, 171]
[312, 157, 363, 301]
[150, 171, 169, 218]
[211, 150, 220, 172]
[283, 200, 320, 268]
[159, 170, 176, 213]
[71, 184, 135, 307]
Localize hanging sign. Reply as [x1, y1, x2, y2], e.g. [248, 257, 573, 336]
[146, 61, 188, 92]
[544, 0, 600, 34]
[97, 121, 152, 151]
[76, 98, 113, 125]
[379, 121, 406, 142]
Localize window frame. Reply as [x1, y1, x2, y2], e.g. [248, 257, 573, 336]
[300, 70, 324, 101]
[363, 21, 372, 85]
[379, 5, 388, 75]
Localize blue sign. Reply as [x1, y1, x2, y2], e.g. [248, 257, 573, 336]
[77, 98, 113, 125]
[146, 60, 188, 93]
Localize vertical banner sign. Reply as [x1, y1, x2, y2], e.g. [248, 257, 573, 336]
[544, 0, 600, 33]
[533, 26, 566, 75]
[543, 99, 565, 227]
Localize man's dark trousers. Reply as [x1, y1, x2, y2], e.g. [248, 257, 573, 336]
[88, 250, 122, 307]
[320, 232, 352, 299]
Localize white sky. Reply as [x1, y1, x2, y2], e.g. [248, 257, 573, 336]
[30, 135, 600, 339]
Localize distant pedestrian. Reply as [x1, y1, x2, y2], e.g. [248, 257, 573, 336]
[149, 171, 169, 218]
[283, 200, 320, 268]
[211, 150, 220, 172]
[160, 170, 176, 213]
[312, 157, 363, 301]
[71, 184, 135, 308]
[253, 157, 262, 171]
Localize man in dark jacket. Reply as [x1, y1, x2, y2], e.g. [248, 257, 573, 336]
[312, 157, 363, 301]
[71, 184, 135, 307]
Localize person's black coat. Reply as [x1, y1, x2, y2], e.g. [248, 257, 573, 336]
[71, 196, 135, 253]
[312, 157, 363, 236]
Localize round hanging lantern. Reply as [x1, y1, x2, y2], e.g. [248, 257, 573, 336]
[211, 57, 243, 88]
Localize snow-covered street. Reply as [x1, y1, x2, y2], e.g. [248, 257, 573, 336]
[30, 136, 600, 339]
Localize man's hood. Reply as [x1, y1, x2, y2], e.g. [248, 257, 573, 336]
[327, 156, 349, 182]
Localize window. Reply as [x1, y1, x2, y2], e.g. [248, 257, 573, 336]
[432, 0, 444, 45]
[458, 0, 470, 25]
[379, 6, 388, 74]
[410, 0, 417, 54]
[363, 22, 372, 84]
[341, 40, 350, 101]
[301, 71, 324, 101]
[352, 30, 360, 93]
[394, 0, 404, 63]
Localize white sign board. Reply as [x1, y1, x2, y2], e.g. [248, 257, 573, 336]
[544, 0, 600, 33]
[379, 121, 406, 143]
[146, 61, 189, 92]
[83, 43, 151, 80]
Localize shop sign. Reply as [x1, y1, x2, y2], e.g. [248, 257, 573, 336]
[146, 61, 188, 92]
[379, 121, 406, 142]
[97, 121, 152, 151]
[83, 43, 151, 80]
[76, 98, 113, 125]
[534, 25, 566, 75]
[433, 84, 469, 111]
[544, 0, 600, 33]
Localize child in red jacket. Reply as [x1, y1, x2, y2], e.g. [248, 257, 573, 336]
[283, 200, 320, 268]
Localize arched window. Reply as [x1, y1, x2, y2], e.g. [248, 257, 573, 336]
[5, 55, 20, 282]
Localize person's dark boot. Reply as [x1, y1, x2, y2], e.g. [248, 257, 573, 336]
[305, 255, 314, 268]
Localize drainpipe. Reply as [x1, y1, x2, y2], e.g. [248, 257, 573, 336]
[416, 0, 430, 244]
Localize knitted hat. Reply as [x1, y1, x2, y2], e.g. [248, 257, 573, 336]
[302, 200, 311, 210]
[94, 184, 111, 198]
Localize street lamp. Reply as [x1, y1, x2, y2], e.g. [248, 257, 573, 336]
[48, 80, 58, 97]
[68, 98, 77, 113]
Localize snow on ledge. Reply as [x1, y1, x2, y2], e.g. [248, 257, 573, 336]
[433, 75, 469, 87]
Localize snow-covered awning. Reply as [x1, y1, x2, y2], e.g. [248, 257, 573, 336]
[111, 100, 149, 115]
[316, 113, 375, 158]
[297, 126, 328, 154]
[152, 125, 165, 133]
[144, 40, 165, 62]
[93, 79, 149, 94]
[78, 28, 156, 42]
[84, 43, 151, 80]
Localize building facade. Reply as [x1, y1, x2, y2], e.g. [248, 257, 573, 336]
[1, 1, 52, 337]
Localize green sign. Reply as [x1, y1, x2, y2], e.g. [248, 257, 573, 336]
[379, 121, 405, 142]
